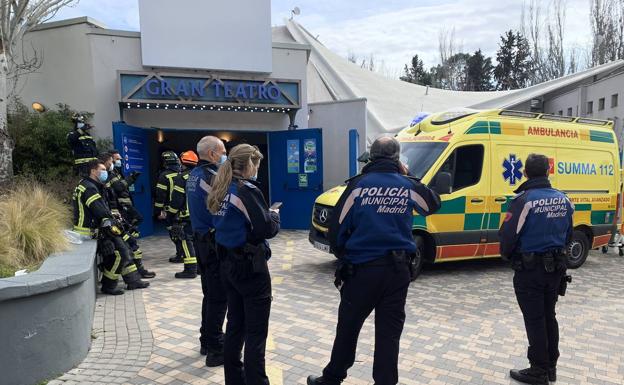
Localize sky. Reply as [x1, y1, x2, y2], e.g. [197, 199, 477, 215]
[53, 0, 594, 76]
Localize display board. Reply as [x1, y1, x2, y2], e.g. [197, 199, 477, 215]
[138, 0, 272, 73]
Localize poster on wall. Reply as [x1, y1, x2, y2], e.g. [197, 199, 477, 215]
[122, 134, 146, 173]
[303, 139, 317, 173]
[287, 139, 300, 173]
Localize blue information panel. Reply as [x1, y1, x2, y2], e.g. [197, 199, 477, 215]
[122, 134, 147, 174]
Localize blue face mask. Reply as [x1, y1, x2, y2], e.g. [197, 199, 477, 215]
[250, 175, 257, 181]
[98, 170, 108, 183]
[218, 154, 227, 165]
[114, 160, 122, 168]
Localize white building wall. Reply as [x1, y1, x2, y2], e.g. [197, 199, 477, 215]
[308, 99, 367, 189]
[16, 22, 97, 124]
[16, 20, 310, 139]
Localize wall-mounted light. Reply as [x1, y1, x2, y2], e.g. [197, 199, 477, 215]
[157, 129, 165, 143]
[32, 102, 46, 112]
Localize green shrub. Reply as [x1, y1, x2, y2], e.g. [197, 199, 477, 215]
[6, 101, 102, 202]
[0, 181, 71, 277]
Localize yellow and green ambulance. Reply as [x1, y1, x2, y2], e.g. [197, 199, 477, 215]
[309, 109, 620, 272]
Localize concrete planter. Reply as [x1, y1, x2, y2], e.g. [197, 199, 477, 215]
[0, 241, 98, 385]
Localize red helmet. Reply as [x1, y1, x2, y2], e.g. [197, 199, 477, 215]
[180, 150, 198, 166]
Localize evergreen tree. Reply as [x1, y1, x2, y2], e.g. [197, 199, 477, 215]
[400, 54, 432, 85]
[494, 30, 532, 90]
[465, 49, 494, 91]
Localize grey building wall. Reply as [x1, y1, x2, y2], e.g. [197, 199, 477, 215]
[308, 98, 367, 189]
[541, 72, 624, 145]
[0, 241, 98, 385]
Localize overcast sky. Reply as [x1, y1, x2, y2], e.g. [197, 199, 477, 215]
[53, 0, 594, 75]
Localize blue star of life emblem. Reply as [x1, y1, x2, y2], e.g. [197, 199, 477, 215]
[503, 154, 523, 185]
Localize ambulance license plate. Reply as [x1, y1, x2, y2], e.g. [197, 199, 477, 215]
[313, 241, 330, 253]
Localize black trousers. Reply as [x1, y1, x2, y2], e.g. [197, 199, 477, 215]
[323, 261, 410, 385]
[513, 268, 564, 370]
[221, 258, 272, 385]
[194, 231, 227, 351]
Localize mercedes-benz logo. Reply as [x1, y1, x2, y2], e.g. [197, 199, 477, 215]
[319, 209, 328, 223]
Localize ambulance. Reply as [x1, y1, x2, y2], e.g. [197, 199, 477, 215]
[309, 109, 620, 276]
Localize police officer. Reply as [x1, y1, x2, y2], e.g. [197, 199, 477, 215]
[500, 154, 573, 385]
[169, 150, 199, 279]
[187, 136, 228, 366]
[67, 114, 98, 175]
[72, 159, 149, 295]
[154, 151, 183, 263]
[307, 136, 441, 385]
[106, 150, 155, 279]
[207, 144, 279, 385]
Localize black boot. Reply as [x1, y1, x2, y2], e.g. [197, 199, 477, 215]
[200, 346, 207, 356]
[548, 367, 556, 382]
[175, 263, 197, 279]
[169, 255, 183, 263]
[307, 375, 340, 385]
[126, 279, 150, 290]
[510, 367, 548, 385]
[134, 259, 156, 278]
[101, 286, 124, 295]
[205, 349, 224, 367]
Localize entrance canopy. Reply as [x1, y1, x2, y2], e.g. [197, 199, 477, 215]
[119, 71, 301, 114]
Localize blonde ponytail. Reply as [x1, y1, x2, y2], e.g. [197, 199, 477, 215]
[207, 144, 264, 214]
[208, 160, 233, 214]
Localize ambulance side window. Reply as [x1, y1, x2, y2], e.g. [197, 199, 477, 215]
[437, 144, 484, 191]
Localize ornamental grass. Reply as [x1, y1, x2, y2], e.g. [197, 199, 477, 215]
[0, 182, 70, 277]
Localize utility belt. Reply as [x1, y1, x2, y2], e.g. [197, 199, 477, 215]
[224, 242, 269, 279]
[333, 250, 412, 290]
[512, 249, 567, 273]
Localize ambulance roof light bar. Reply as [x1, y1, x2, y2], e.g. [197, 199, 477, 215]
[575, 117, 613, 127]
[499, 110, 540, 119]
[539, 114, 575, 123]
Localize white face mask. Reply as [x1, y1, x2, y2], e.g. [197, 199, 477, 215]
[108, 163, 114, 172]
[77, 122, 85, 129]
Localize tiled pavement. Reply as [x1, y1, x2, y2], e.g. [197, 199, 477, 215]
[50, 230, 624, 385]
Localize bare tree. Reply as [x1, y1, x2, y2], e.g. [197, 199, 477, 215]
[589, 0, 624, 66]
[0, 0, 78, 183]
[522, 0, 572, 84]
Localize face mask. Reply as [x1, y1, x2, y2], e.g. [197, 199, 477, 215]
[218, 154, 227, 165]
[98, 170, 108, 183]
[108, 163, 114, 172]
[114, 160, 122, 168]
[77, 122, 85, 129]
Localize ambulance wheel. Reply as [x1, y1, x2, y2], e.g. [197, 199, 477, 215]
[410, 236, 424, 281]
[566, 231, 589, 269]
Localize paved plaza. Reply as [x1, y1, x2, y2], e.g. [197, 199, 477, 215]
[49, 231, 624, 385]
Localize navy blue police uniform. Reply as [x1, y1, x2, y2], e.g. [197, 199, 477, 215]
[214, 177, 280, 385]
[186, 159, 227, 360]
[499, 176, 574, 381]
[321, 159, 441, 385]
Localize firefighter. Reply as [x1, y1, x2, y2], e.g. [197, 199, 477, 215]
[106, 150, 155, 279]
[154, 151, 183, 263]
[67, 114, 98, 176]
[72, 159, 149, 295]
[169, 150, 199, 279]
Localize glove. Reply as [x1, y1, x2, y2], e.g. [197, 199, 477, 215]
[127, 171, 141, 186]
[170, 222, 185, 240]
[101, 218, 123, 237]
